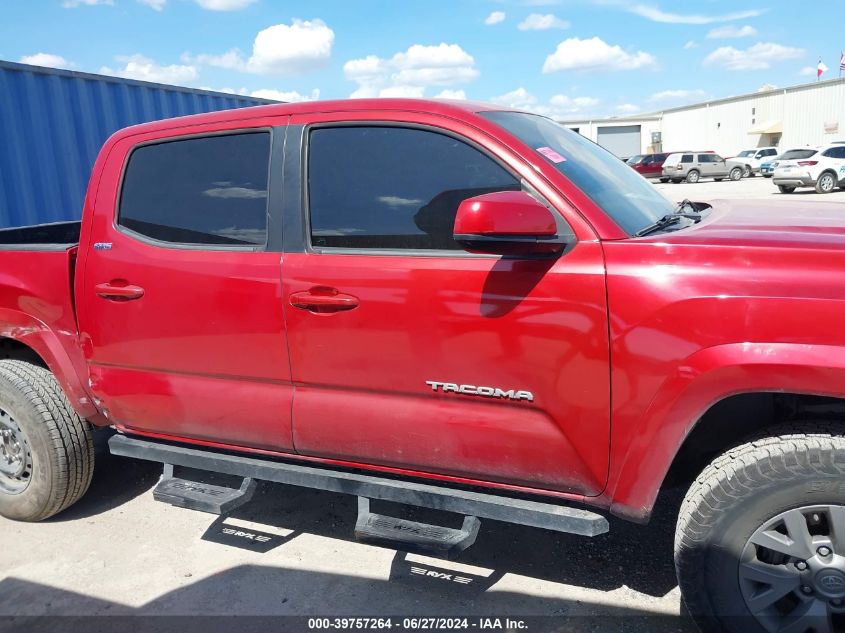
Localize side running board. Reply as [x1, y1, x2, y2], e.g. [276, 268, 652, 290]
[110, 434, 609, 549]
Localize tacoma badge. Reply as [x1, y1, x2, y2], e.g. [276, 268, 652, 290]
[425, 381, 534, 402]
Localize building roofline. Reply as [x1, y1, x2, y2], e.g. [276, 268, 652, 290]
[559, 75, 845, 125]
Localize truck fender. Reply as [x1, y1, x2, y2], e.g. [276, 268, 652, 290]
[608, 342, 845, 521]
[0, 307, 99, 420]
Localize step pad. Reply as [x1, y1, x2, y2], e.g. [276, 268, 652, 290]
[153, 464, 256, 515]
[354, 497, 480, 555]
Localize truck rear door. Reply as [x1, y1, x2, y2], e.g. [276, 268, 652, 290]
[281, 112, 610, 495]
[77, 118, 295, 452]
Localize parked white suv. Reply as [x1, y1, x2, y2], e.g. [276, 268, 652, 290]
[732, 147, 779, 176]
[772, 144, 845, 194]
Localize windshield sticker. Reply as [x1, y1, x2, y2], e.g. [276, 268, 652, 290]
[536, 146, 567, 163]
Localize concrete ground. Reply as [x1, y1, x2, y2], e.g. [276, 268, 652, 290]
[2, 173, 841, 632]
[652, 171, 845, 202]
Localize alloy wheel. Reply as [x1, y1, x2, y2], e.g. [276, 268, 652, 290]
[0, 407, 33, 495]
[739, 505, 845, 633]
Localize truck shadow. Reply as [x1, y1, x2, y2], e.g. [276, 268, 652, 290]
[43, 452, 684, 600]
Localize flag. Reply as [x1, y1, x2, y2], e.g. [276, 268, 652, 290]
[818, 60, 829, 78]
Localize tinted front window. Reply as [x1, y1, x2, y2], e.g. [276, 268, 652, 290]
[823, 147, 845, 158]
[480, 111, 675, 236]
[626, 155, 645, 165]
[308, 126, 520, 250]
[119, 132, 270, 246]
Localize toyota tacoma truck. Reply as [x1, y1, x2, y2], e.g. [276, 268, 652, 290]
[2, 99, 845, 633]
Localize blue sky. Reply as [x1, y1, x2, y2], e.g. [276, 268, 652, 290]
[2, 0, 842, 118]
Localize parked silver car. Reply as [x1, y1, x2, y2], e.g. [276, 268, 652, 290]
[661, 152, 744, 183]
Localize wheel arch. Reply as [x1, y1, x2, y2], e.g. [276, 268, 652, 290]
[0, 309, 98, 421]
[608, 342, 845, 522]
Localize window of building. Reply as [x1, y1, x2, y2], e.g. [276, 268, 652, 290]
[307, 126, 521, 250]
[119, 132, 270, 246]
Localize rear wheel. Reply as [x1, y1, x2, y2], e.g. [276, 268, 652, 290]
[816, 172, 837, 194]
[714, 178, 724, 182]
[676, 423, 845, 633]
[778, 185, 796, 194]
[730, 167, 743, 181]
[0, 360, 93, 522]
[686, 170, 701, 184]
[659, 178, 669, 183]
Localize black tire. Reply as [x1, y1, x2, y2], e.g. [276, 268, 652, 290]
[816, 172, 837, 194]
[675, 423, 845, 633]
[686, 169, 701, 184]
[743, 165, 752, 178]
[763, 175, 773, 178]
[778, 185, 795, 194]
[672, 179, 683, 184]
[0, 360, 93, 521]
[659, 178, 669, 183]
[714, 178, 724, 182]
[730, 167, 743, 181]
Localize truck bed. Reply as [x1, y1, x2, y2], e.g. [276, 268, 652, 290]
[0, 221, 81, 250]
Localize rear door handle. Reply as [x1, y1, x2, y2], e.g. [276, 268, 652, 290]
[95, 281, 145, 301]
[290, 287, 359, 313]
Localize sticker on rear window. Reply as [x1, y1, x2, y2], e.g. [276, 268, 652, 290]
[536, 146, 567, 163]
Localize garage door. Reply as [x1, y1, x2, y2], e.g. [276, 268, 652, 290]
[596, 125, 641, 159]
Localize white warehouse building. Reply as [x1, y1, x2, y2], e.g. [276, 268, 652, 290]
[562, 76, 845, 159]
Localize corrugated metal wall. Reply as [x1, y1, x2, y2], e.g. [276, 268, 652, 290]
[0, 60, 276, 228]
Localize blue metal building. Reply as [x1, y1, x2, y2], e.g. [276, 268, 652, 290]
[0, 60, 276, 228]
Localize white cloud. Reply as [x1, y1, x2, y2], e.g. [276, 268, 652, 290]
[138, 0, 166, 9]
[683, 40, 698, 50]
[615, 103, 640, 114]
[543, 36, 656, 73]
[707, 25, 757, 39]
[518, 13, 570, 30]
[62, 0, 112, 7]
[435, 89, 467, 100]
[195, 0, 256, 10]
[484, 11, 506, 25]
[100, 54, 198, 85]
[648, 88, 707, 102]
[491, 87, 599, 118]
[344, 43, 478, 98]
[189, 19, 334, 75]
[19, 53, 74, 69]
[703, 42, 804, 71]
[799, 66, 817, 76]
[250, 88, 320, 102]
[625, 4, 765, 24]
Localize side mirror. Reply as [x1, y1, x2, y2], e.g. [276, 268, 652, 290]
[453, 190, 572, 257]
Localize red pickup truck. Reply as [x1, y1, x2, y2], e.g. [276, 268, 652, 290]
[2, 98, 844, 632]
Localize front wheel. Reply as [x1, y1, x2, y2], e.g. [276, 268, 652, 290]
[743, 165, 752, 178]
[659, 178, 669, 183]
[676, 424, 845, 633]
[730, 167, 743, 181]
[714, 178, 724, 182]
[686, 170, 701, 184]
[0, 360, 94, 521]
[778, 185, 796, 194]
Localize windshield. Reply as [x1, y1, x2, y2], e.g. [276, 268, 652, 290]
[626, 155, 645, 165]
[481, 111, 675, 236]
[780, 149, 817, 160]
[737, 150, 755, 157]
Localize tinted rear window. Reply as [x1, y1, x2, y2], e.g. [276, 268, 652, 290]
[681, 154, 694, 163]
[119, 132, 270, 246]
[780, 149, 817, 160]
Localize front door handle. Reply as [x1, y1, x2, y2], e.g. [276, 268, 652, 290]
[95, 281, 145, 301]
[290, 287, 359, 313]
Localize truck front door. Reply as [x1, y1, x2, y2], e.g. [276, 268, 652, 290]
[78, 120, 295, 452]
[281, 113, 610, 495]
